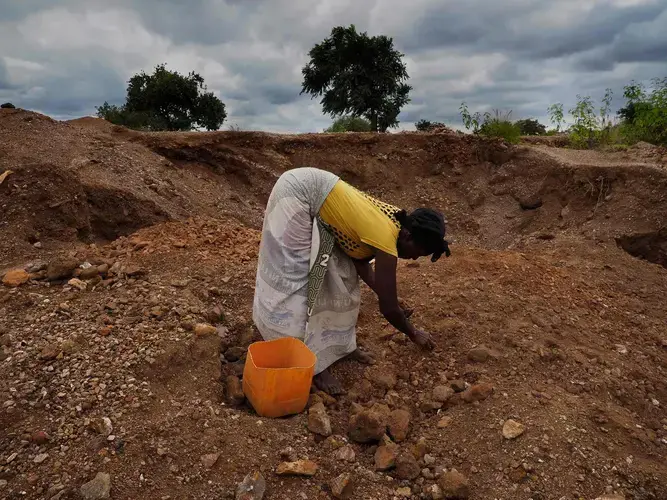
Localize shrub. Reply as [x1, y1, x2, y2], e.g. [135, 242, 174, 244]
[415, 119, 448, 131]
[515, 118, 547, 136]
[479, 111, 521, 144]
[459, 104, 521, 144]
[562, 89, 614, 149]
[1, 102, 16, 109]
[325, 115, 373, 132]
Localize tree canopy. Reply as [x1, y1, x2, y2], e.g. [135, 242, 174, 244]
[301, 25, 411, 132]
[515, 118, 547, 136]
[96, 64, 226, 131]
[325, 115, 372, 132]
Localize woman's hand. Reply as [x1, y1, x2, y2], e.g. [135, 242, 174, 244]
[410, 329, 435, 350]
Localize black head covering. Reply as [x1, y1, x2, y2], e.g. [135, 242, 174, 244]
[395, 208, 452, 262]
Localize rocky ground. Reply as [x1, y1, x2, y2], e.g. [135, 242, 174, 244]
[1, 110, 666, 500]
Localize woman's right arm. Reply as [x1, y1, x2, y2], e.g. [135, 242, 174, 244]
[373, 250, 434, 349]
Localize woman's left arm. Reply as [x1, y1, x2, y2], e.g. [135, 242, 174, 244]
[353, 259, 377, 293]
[353, 259, 413, 317]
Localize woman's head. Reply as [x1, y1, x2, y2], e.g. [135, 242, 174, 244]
[395, 208, 451, 262]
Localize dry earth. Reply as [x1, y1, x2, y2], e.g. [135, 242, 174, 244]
[1, 109, 666, 500]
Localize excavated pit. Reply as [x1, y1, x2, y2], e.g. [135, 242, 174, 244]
[617, 229, 667, 268]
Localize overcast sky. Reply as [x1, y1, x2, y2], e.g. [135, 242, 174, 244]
[1, 0, 665, 132]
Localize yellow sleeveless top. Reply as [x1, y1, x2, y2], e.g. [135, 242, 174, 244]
[319, 180, 401, 259]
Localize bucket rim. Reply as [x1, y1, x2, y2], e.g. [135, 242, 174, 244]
[246, 337, 316, 371]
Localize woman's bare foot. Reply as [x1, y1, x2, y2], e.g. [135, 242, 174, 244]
[348, 348, 375, 365]
[313, 369, 344, 395]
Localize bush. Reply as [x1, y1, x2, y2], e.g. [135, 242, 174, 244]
[550, 89, 614, 149]
[1, 102, 16, 109]
[325, 115, 373, 132]
[618, 78, 667, 146]
[415, 119, 448, 131]
[459, 104, 521, 144]
[515, 118, 546, 136]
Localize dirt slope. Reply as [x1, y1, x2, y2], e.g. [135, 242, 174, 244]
[1, 111, 666, 500]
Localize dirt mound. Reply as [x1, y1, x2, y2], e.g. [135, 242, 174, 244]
[521, 134, 570, 147]
[1, 111, 666, 500]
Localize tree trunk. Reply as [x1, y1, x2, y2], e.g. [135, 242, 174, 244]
[370, 110, 378, 133]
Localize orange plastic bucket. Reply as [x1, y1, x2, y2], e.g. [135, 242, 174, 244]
[242, 337, 316, 418]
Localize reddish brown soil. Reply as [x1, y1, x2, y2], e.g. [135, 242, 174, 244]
[1, 109, 666, 500]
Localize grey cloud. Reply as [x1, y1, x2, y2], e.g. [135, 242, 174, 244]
[0, 0, 665, 133]
[16, 62, 126, 116]
[0, 60, 14, 91]
[128, 0, 248, 45]
[401, 0, 666, 61]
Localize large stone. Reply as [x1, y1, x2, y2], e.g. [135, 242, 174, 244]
[308, 402, 332, 437]
[195, 323, 217, 337]
[425, 484, 444, 500]
[438, 470, 469, 499]
[348, 379, 374, 402]
[450, 380, 467, 393]
[236, 471, 266, 500]
[467, 346, 491, 363]
[2, 269, 30, 287]
[31, 430, 50, 445]
[88, 417, 113, 437]
[437, 416, 454, 429]
[461, 383, 493, 403]
[374, 440, 398, 471]
[387, 409, 410, 442]
[420, 401, 444, 412]
[333, 445, 356, 463]
[330, 473, 354, 499]
[396, 487, 412, 498]
[432, 385, 455, 403]
[39, 344, 60, 361]
[200, 452, 221, 469]
[46, 259, 79, 281]
[225, 376, 246, 405]
[395, 452, 420, 480]
[80, 472, 111, 500]
[67, 278, 87, 291]
[348, 407, 388, 443]
[411, 437, 428, 460]
[368, 366, 397, 390]
[224, 346, 246, 362]
[275, 460, 318, 476]
[502, 419, 525, 439]
[79, 267, 100, 280]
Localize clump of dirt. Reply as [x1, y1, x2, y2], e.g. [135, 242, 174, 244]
[1, 110, 666, 500]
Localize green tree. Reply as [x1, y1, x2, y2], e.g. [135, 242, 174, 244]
[515, 118, 547, 136]
[96, 64, 226, 131]
[1, 102, 16, 109]
[547, 103, 564, 132]
[301, 25, 411, 132]
[619, 78, 667, 146]
[568, 95, 598, 148]
[325, 115, 372, 132]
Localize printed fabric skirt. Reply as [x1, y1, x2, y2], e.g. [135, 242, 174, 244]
[252, 167, 361, 374]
